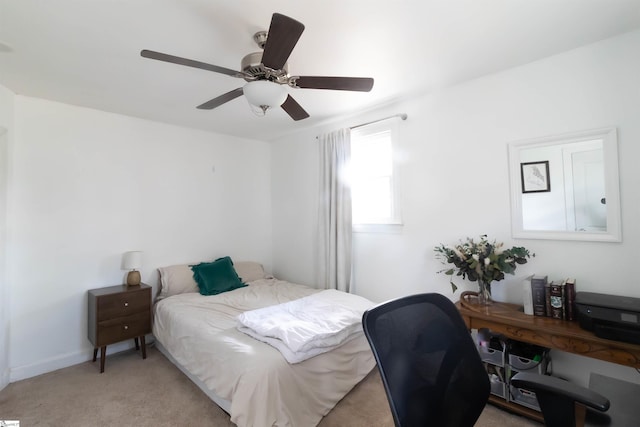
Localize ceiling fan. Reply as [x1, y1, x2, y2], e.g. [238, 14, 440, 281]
[140, 13, 374, 121]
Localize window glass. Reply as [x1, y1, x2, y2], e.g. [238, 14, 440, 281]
[350, 121, 401, 226]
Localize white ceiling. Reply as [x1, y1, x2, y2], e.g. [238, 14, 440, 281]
[1, 0, 639, 141]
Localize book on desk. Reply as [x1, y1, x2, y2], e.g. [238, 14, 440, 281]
[530, 275, 547, 316]
[525, 275, 576, 320]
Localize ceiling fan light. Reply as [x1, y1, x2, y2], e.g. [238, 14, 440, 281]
[243, 81, 288, 109]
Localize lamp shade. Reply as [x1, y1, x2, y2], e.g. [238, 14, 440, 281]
[243, 80, 288, 108]
[122, 251, 142, 270]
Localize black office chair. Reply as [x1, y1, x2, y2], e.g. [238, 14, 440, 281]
[510, 372, 609, 427]
[362, 293, 490, 427]
[362, 293, 610, 427]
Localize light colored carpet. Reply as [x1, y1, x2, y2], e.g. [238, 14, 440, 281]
[0, 345, 542, 426]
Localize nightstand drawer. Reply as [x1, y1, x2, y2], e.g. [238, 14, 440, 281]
[96, 312, 151, 346]
[96, 289, 150, 321]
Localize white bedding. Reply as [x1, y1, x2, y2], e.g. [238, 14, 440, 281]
[237, 289, 374, 363]
[153, 278, 375, 427]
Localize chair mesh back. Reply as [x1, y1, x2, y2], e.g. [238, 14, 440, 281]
[363, 293, 490, 427]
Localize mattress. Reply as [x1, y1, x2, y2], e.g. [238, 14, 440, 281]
[153, 278, 375, 427]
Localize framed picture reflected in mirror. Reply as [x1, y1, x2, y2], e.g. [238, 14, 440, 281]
[520, 161, 550, 193]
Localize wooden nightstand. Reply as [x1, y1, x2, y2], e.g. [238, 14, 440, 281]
[88, 283, 151, 373]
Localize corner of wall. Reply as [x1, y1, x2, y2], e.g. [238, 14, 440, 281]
[0, 128, 9, 390]
[0, 367, 8, 390]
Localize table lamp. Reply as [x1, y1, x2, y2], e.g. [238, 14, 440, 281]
[122, 251, 142, 286]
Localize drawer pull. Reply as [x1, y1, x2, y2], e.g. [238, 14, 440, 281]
[124, 302, 129, 307]
[124, 325, 129, 330]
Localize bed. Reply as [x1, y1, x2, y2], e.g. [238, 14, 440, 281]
[152, 259, 376, 427]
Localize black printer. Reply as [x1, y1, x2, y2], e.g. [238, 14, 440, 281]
[575, 291, 640, 345]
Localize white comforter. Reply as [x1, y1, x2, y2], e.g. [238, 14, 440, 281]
[237, 289, 374, 363]
[153, 278, 375, 427]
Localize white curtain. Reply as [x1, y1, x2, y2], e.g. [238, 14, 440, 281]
[318, 128, 352, 292]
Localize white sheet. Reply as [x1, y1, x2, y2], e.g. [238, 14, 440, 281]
[153, 278, 375, 427]
[237, 289, 374, 363]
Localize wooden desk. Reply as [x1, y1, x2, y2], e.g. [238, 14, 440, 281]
[457, 296, 640, 421]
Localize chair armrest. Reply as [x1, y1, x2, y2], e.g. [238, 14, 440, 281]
[511, 372, 610, 412]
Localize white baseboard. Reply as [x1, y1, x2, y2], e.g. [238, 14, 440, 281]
[10, 348, 95, 382]
[9, 337, 154, 382]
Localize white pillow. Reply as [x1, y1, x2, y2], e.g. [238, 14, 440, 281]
[158, 263, 199, 299]
[233, 261, 267, 283]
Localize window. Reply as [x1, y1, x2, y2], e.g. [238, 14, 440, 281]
[350, 120, 402, 228]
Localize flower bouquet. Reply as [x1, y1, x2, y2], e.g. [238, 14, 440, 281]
[434, 235, 533, 304]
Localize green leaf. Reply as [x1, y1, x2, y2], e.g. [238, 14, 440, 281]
[450, 282, 458, 293]
[434, 235, 532, 295]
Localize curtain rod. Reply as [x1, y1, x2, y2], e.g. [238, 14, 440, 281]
[350, 113, 408, 130]
[315, 113, 408, 139]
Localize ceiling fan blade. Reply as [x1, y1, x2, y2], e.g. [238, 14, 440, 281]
[196, 88, 244, 110]
[293, 76, 374, 92]
[281, 95, 309, 121]
[141, 50, 242, 77]
[261, 13, 305, 70]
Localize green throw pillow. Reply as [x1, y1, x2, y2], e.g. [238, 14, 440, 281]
[191, 257, 247, 296]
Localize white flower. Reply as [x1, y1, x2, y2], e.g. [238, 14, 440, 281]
[484, 257, 491, 266]
[472, 254, 479, 261]
[453, 248, 465, 260]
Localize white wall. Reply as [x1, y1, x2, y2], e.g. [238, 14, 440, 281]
[271, 132, 320, 287]
[7, 96, 272, 381]
[0, 83, 14, 390]
[271, 30, 640, 386]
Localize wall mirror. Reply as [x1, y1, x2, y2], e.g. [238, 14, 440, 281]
[508, 127, 621, 242]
